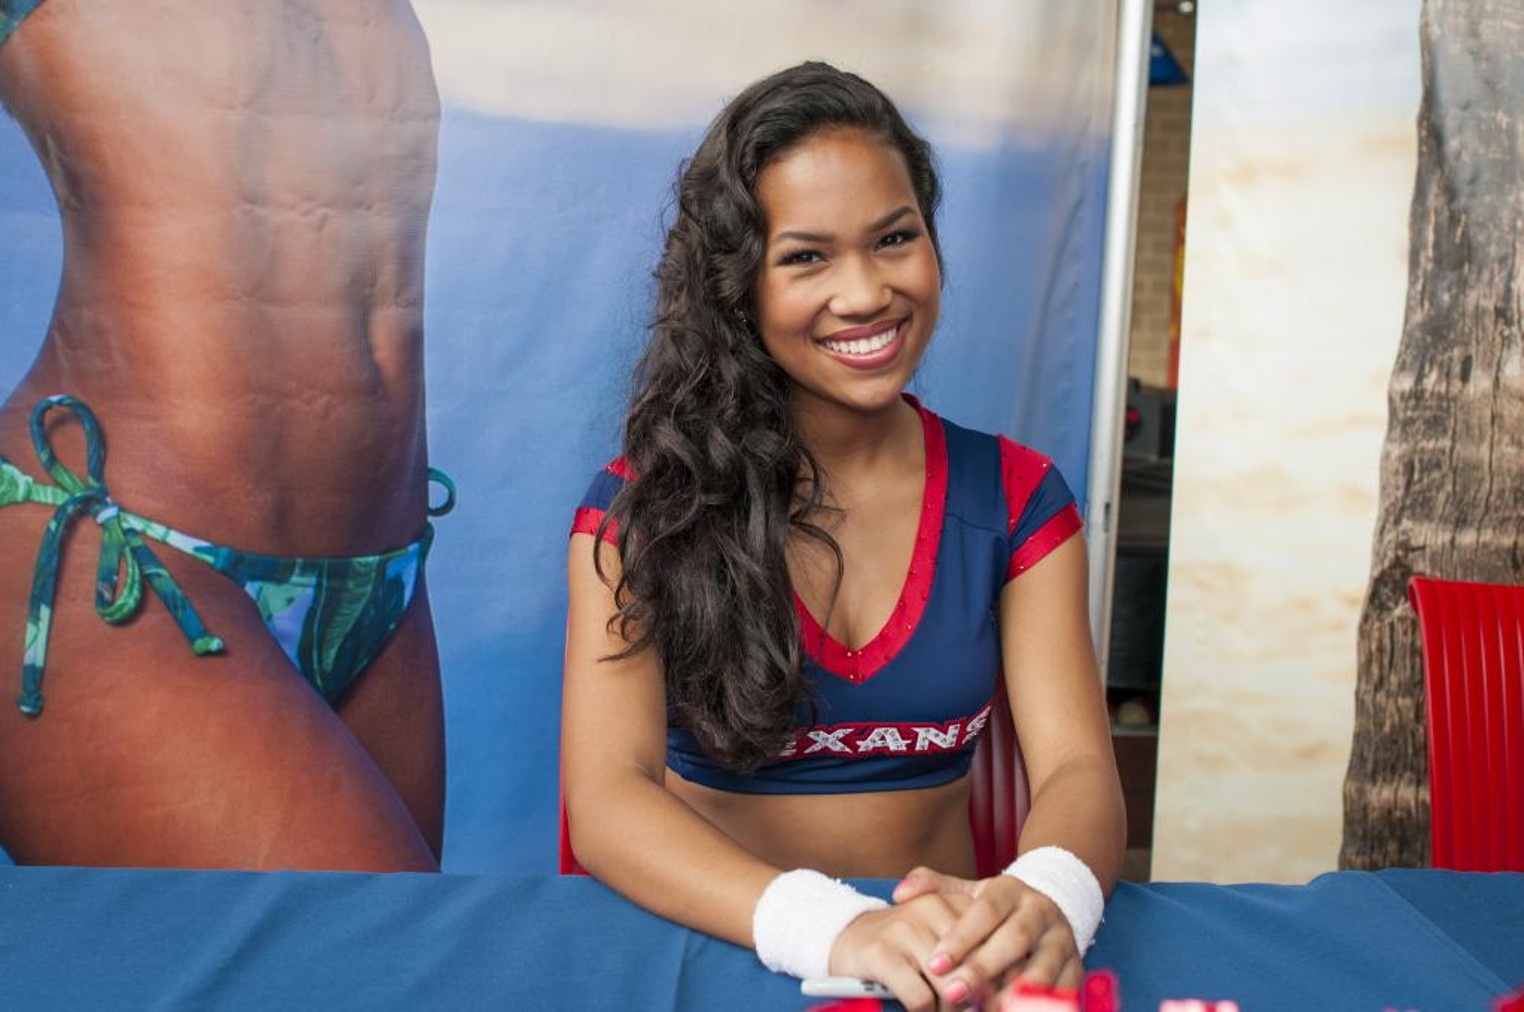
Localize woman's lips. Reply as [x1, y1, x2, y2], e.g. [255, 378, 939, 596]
[817, 319, 907, 370]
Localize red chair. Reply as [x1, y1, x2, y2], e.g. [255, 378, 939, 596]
[968, 679, 1030, 878]
[1408, 575, 1524, 872]
[560, 680, 1029, 877]
[559, 770, 585, 876]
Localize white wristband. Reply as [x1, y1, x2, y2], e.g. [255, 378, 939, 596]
[1003, 846, 1105, 954]
[752, 869, 888, 980]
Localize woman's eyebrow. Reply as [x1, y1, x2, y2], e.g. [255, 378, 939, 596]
[867, 206, 914, 232]
[774, 227, 833, 244]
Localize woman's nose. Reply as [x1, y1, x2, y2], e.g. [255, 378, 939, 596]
[827, 256, 892, 318]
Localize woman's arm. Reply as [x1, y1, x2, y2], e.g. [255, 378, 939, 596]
[892, 534, 1125, 1001]
[1000, 534, 1125, 890]
[562, 533, 776, 942]
[563, 532, 971, 1011]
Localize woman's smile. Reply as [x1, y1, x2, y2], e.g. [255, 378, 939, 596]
[818, 318, 908, 369]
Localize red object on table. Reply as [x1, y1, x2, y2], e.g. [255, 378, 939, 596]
[808, 1001, 884, 1012]
[1495, 985, 1524, 1012]
[1081, 969, 1120, 1012]
[1408, 576, 1524, 871]
[1002, 979, 1080, 1011]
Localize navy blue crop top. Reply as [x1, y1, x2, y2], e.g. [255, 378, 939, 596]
[571, 398, 1081, 795]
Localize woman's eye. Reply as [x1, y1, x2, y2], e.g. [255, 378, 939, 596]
[778, 249, 823, 266]
[877, 229, 919, 249]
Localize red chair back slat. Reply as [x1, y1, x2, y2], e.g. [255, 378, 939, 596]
[560, 625, 589, 876]
[559, 784, 586, 876]
[1408, 576, 1524, 872]
[968, 678, 1030, 878]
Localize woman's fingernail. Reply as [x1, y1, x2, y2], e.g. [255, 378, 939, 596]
[943, 979, 970, 1004]
[929, 952, 954, 975]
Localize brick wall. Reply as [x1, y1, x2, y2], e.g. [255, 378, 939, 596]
[1127, 10, 1195, 389]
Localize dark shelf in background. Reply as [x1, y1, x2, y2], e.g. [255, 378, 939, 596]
[1110, 387, 1174, 862]
[1109, 457, 1173, 694]
[1116, 457, 1174, 554]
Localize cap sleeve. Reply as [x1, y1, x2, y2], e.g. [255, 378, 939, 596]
[570, 457, 632, 545]
[998, 437, 1082, 582]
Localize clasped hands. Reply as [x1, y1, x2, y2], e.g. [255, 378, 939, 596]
[829, 867, 1082, 1012]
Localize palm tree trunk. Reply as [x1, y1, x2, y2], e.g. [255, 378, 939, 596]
[1340, 0, 1524, 869]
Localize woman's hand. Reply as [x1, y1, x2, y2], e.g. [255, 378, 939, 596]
[827, 892, 974, 1012]
[892, 866, 1083, 1005]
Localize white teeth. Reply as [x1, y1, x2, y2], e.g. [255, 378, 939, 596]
[823, 323, 900, 356]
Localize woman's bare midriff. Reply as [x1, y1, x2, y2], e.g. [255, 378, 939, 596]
[667, 767, 978, 879]
[0, 0, 441, 555]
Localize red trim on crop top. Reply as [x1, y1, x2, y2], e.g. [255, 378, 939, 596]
[793, 400, 948, 686]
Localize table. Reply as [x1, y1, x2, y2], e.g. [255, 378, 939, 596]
[0, 868, 1517, 1010]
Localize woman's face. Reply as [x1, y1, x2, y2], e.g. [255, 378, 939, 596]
[752, 127, 941, 419]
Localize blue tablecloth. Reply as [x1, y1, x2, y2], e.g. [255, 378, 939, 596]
[0, 868, 1517, 1010]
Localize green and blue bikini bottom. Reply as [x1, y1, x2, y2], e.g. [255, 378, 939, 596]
[0, 394, 455, 716]
[0, 1, 46, 47]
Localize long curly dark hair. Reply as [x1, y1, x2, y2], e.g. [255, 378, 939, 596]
[598, 62, 943, 771]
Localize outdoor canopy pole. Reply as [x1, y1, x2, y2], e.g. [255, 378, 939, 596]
[1085, 0, 1154, 676]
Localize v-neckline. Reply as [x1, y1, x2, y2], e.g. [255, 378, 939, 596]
[793, 397, 948, 685]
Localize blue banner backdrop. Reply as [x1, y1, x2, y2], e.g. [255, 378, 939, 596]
[0, 1, 1115, 872]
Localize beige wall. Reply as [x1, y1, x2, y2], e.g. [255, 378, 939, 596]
[1151, 1, 1421, 883]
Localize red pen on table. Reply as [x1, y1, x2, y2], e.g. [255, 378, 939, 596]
[808, 1000, 886, 1012]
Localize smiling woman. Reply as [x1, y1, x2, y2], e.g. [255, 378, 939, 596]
[560, 62, 1124, 1012]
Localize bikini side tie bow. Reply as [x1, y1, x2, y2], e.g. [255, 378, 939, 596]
[1, 395, 224, 717]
